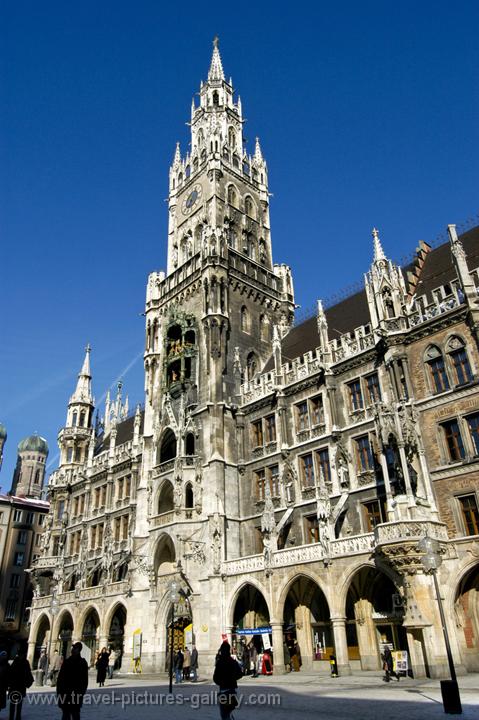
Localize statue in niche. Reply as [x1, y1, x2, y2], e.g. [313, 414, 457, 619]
[211, 514, 222, 574]
[334, 437, 351, 489]
[174, 475, 183, 511]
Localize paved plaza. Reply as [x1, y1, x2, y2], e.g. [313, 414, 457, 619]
[17, 671, 479, 720]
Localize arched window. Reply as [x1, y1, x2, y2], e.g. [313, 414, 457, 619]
[34, 469, 41, 484]
[185, 483, 194, 509]
[446, 336, 473, 386]
[185, 165, 191, 179]
[212, 91, 219, 106]
[228, 126, 236, 149]
[425, 345, 450, 394]
[246, 351, 258, 381]
[72, 411, 78, 427]
[227, 185, 237, 206]
[240, 306, 250, 333]
[178, 173, 183, 186]
[228, 226, 237, 249]
[185, 433, 195, 455]
[80, 410, 86, 427]
[382, 287, 395, 318]
[197, 129, 204, 147]
[245, 196, 255, 218]
[158, 481, 174, 513]
[158, 429, 177, 464]
[201, 148, 207, 163]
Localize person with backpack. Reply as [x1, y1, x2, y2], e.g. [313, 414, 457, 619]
[213, 641, 243, 720]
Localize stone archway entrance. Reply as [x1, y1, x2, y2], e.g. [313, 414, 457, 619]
[283, 576, 331, 671]
[81, 608, 100, 666]
[345, 567, 407, 670]
[232, 584, 270, 672]
[108, 605, 127, 669]
[33, 615, 50, 668]
[455, 563, 479, 672]
[57, 611, 73, 658]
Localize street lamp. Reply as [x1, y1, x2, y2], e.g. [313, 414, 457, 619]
[46, 592, 59, 683]
[168, 580, 180, 695]
[418, 535, 462, 715]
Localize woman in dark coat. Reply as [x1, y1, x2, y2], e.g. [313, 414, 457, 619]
[213, 641, 243, 720]
[95, 647, 109, 687]
[382, 647, 399, 682]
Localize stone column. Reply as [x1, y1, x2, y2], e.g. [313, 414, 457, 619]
[295, 605, 313, 671]
[354, 600, 379, 670]
[270, 622, 285, 674]
[27, 640, 36, 665]
[378, 448, 393, 518]
[330, 616, 351, 675]
[397, 442, 414, 506]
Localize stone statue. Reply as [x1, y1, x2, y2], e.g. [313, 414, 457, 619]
[334, 437, 351, 489]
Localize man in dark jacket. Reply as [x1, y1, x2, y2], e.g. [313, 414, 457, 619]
[8, 646, 34, 720]
[190, 645, 199, 682]
[174, 649, 184, 684]
[213, 641, 243, 720]
[56, 642, 88, 720]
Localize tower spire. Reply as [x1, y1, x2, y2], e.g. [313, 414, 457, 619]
[372, 227, 385, 262]
[208, 36, 225, 81]
[70, 344, 93, 404]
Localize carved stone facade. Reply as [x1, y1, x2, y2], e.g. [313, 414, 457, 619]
[28, 43, 479, 679]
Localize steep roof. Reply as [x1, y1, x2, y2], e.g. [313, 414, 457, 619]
[263, 226, 478, 373]
[94, 410, 144, 456]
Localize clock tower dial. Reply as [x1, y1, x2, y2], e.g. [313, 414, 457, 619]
[182, 183, 203, 215]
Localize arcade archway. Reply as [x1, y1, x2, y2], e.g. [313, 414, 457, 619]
[33, 614, 50, 668]
[455, 563, 479, 672]
[345, 567, 406, 670]
[81, 608, 100, 665]
[283, 575, 332, 670]
[56, 610, 73, 658]
[108, 604, 127, 669]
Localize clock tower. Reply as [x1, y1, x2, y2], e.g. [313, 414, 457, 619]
[142, 39, 294, 557]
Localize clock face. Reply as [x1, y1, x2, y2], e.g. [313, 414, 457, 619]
[182, 184, 203, 215]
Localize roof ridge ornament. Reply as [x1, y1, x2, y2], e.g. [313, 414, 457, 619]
[208, 36, 225, 82]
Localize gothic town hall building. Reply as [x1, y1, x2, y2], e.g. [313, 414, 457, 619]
[28, 42, 479, 678]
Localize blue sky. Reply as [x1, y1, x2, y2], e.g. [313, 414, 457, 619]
[1, 1, 478, 487]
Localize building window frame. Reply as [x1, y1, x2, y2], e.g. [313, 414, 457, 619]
[457, 493, 479, 536]
[299, 453, 315, 488]
[354, 435, 375, 473]
[440, 419, 466, 462]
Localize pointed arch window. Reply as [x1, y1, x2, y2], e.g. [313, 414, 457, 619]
[71, 410, 78, 427]
[246, 351, 258, 381]
[80, 410, 86, 427]
[240, 306, 250, 333]
[185, 483, 194, 509]
[197, 129, 204, 147]
[228, 126, 236, 150]
[227, 185, 237, 206]
[245, 196, 255, 219]
[425, 345, 450, 394]
[446, 336, 473, 386]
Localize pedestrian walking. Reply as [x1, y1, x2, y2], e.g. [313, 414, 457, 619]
[382, 647, 399, 682]
[50, 652, 63, 687]
[107, 648, 116, 680]
[261, 649, 273, 675]
[290, 640, 302, 672]
[95, 647, 109, 687]
[213, 641, 243, 720]
[56, 641, 89, 720]
[0, 651, 10, 715]
[7, 645, 34, 720]
[190, 645, 199, 682]
[283, 641, 291, 672]
[247, 642, 258, 678]
[183, 647, 191, 681]
[174, 649, 184, 684]
[37, 650, 48, 686]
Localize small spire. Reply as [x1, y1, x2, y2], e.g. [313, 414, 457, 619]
[254, 137, 263, 162]
[372, 227, 386, 262]
[173, 142, 181, 167]
[208, 37, 225, 81]
[80, 343, 91, 378]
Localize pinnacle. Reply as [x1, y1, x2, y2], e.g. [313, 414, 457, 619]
[173, 142, 181, 166]
[372, 227, 386, 262]
[79, 344, 91, 378]
[208, 36, 225, 81]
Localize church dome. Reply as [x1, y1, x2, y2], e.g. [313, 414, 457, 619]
[0, 423, 6, 440]
[18, 434, 49, 455]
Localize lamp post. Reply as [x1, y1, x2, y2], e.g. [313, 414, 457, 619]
[418, 535, 462, 715]
[46, 592, 59, 682]
[168, 580, 180, 695]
